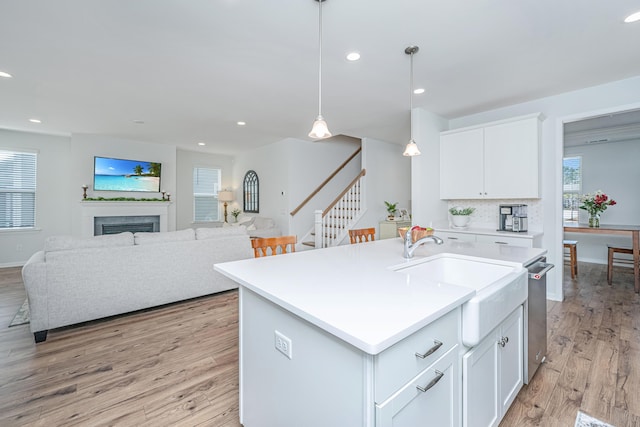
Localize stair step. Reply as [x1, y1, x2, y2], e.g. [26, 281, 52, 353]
[302, 241, 316, 247]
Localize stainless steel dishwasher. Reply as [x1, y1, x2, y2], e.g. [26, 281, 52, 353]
[524, 256, 554, 384]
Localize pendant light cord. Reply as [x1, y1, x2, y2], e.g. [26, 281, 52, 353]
[409, 50, 414, 141]
[317, 0, 324, 117]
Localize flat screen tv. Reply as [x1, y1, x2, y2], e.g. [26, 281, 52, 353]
[93, 156, 162, 192]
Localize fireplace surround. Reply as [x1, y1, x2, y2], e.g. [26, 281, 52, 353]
[80, 201, 170, 237]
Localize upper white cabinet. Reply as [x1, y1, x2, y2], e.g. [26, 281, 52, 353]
[440, 113, 543, 200]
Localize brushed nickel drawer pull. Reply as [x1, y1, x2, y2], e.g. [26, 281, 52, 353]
[416, 370, 444, 393]
[415, 340, 443, 359]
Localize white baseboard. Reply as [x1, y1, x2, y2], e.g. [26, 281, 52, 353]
[0, 262, 25, 269]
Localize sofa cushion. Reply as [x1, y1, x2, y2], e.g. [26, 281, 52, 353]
[134, 229, 195, 245]
[45, 232, 135, 252]
[195, 226, 247, 240]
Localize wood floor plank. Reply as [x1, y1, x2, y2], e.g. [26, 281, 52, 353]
[581, 339, 618, 422]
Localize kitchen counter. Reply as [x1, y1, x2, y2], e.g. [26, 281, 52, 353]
[215, 237, 546, 355]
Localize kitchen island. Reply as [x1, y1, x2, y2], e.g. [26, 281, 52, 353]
[215, 237, 546, 427]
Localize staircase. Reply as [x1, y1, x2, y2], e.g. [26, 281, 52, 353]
[302, 169, 366, 249]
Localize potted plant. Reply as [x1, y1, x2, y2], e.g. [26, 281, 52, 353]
[384, 201, 398, 220]
[449, 206, 475, 228]
[231, 208, 242, 223]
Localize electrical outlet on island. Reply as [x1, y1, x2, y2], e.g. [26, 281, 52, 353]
[274, 330, 293, 359]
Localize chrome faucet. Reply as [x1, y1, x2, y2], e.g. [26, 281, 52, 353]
[403, 229, 444, 258]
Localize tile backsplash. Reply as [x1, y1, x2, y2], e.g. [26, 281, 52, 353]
[446, 199, 543, 231]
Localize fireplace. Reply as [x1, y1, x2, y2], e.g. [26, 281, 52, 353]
[80, 201, 170, 237]
[94, 215, 160, 236]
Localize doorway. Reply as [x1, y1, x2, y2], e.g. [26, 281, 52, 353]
[557, 106, 640, 300]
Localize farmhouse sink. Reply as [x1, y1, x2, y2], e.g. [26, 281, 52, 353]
[393, 254, 527, 347]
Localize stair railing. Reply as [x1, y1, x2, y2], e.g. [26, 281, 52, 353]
[315, 169, 366, 248]
[290, 147, 362, 217]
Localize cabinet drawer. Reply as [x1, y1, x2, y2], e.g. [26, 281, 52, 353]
[475, 234, 533, 247]
[375, 307, 459, 403]
[437, 231, 476, 243]
[376, 346, 459, 427]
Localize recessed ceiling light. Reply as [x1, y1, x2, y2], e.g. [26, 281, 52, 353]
[346, 52, 361, 61]
[0, 71, 12, 78]
[29, 118, 41, 124]
[624, 11, 640, 23]
[413, 88, 425, 94]
[237, 121, 246, 126]
[198, 142, 206, 146]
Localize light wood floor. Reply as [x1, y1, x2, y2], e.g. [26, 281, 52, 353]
[1, 263, 639, 426]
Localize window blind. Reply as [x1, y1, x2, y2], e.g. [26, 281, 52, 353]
[193, 167, 221, 222]
[0, 150, 37, 229]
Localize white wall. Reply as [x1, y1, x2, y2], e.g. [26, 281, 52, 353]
[68, 134, 178, 235]
[176, 149, 235, 230]
[437, 75, 640, 301]
[233, 136, 361, 241]
[564, 138, 640, 263]
[358, 137, 412, 238]
[0, 130, 73, 267]
[410, 109, 449, 227]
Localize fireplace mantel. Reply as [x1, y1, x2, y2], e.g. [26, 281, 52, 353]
[80, 201, 171, 237]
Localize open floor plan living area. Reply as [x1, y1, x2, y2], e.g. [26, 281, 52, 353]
[1, 2, 640, 426]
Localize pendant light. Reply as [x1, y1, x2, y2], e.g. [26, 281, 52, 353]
[308, 0, 332, 139]
[403, 46, 421, 156]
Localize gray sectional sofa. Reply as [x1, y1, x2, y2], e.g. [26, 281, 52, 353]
[21, 227, 254, 343]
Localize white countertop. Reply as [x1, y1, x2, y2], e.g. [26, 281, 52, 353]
[214, 238, 546, 355]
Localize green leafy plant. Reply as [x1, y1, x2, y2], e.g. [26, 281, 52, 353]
[384, 201, 398, 216]
[449, 207, 475, 216]
[231, 208, 241, 220]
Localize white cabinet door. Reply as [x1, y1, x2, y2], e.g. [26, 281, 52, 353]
[440, 114, 541, 200]
[499, 306, 524, 415]
[440, 128, 484, 199]
[462, 306, 524, 427]
[463, 333, 499, 427]
[484, 117, 540, 199]
[376, 348, 459, 427]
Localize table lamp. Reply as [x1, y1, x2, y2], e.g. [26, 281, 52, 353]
[218, 191, 234, 223]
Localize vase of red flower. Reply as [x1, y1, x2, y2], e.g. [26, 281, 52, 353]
[579, 190, 616, 228]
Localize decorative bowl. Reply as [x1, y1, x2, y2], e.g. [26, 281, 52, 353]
[398, 226, 434, 243]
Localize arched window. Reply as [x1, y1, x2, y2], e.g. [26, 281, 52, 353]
[243, 170, 259, 213]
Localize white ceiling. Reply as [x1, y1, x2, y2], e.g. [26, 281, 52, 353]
[1, 0, 639, 155]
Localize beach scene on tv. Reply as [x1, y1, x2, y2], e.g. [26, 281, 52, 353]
[94, 157, 161, 192]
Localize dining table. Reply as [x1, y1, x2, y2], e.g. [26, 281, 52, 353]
[564, 222, 640, 292]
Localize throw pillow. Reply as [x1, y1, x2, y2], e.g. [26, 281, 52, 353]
[237, 216, 255, 226]
[252, 217, 275, 229]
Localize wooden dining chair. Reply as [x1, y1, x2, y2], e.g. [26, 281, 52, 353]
[607, 244, 636, 285]
[349, 227, 376, 244]
[563, 240, 578, 279]
[251, 235, 297, 258]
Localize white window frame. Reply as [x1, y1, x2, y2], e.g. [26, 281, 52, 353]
[563, 156, 582, 222]
[0, 149, 37, 230]
[193, 167, 221, 222]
